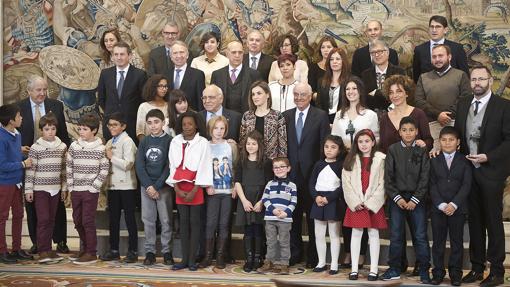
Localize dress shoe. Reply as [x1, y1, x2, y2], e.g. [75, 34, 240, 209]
[430, 276, 443, 285]
[480, 274, 504, 287]
[56, 242, 70, 254]
[411, 265, 421, 276]
[29, 245, 37, 254]
[124, 251, 138, 263]
[0, 252, 17, 264]
[171, 263, 188, 270]
[143, 252, 156, 266]
[312, 265, 327, 272]
[328, 269, 338, 275]
[163, 252, 174, 265]
[450, 277, 461, 286]
[10, 250, 34, 260]
[367, 272, 379, 281]
[461, 270, 483, 283]
[348, 272, 358, 280]
[100, 250, 120, 261]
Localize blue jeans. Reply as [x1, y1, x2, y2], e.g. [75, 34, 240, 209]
[388, 200, 430, 272]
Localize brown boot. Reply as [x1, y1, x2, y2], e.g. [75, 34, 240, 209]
[198, 238, 215, 268]
[215, 237, 226, 269]
[257, 260, 273, 273]
[277, 264, 289, 275]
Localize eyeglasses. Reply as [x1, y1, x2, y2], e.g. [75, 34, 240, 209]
[470, 77, 490, 83]
[157, 85, 169, 89]
[273, 165, 288, 170]
[293, 92, 309, 98]
[369, 49, 387, 56]
[201, 96, 217, 101]
[162, 32, 178, 36]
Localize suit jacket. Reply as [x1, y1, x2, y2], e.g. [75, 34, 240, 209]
[316, 84, 341, 116]
[243, 53, 273, 82]
[147, 46, 173, 77]
[412, 39, 469, 82]
[283, 106, 330, 183]
[199, 108, 241, 142]
[351, 45, 399, 77]
[97, 65, 147, 143]
[454, 94, 510, 180]
[169, 66, 205, 111]
[429, 152, 472, 214]
[210, 65, 261, 114]
[360, 63, 405, 111]
[18, 97, 71, 147]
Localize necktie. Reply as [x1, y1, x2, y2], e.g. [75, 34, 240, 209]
[446, 155, 453, 169]
[474, 100, 481, 116]
[34, 104, 41, 140]
[230, 68, 237, 83]
[117, 70, 125, 98]
[376, 72, 386, 90]
[296, 112, 304, 142]
[251, 57, 257, 69]
[174, 69, 182, 89]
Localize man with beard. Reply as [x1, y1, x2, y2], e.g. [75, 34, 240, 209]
[413, 44, 471, 150]
[454, 65, 510, 287]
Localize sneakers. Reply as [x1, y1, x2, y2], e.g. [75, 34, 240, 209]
[39, 251, 63, 264]
[69, 251, 85, 261]
[73, 253, 97, 265]
[100, 250, 120, 261]
[10, 250, 34, 260]
[274, 264, 289, 275]
[0, 252, 17, 264]
[163, 252, 174, 265]
[124, 250, 138, 263]
[381, 268, 401, 281]
[143, 252, 156, 266]
[257, 260, 274, 273]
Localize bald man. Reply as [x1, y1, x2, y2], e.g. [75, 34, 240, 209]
[243, 30, 273, 81]
[211, 41, 261, 113]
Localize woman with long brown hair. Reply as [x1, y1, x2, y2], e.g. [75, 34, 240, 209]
[99, 27, 145, 70]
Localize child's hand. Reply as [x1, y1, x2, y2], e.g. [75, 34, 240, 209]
[444, 203, 456, 216]
[21, 146, 30, 155]
[354, 203, 365, 211]
[406, 201, 417, 210]
[253, 201, 263, 212]
[152, 191, 160, 200]
[23, 158, 32, 168]
[242, 199, 254, 212]
[415, 139, 427, 148]
[322, 197, 328, 205]
[25, 193, 33, 202]
[397, 199, 407, 209]
[61, 191, 68, 201]
[105, 146, 113, 160]
[272, 209, 281, 216]
[206, 186, 215, 195]
[315, 196, 324, 206]
[278, 211, 288, 219]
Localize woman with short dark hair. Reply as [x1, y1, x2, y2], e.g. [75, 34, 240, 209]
[268, 33, 308, 83]
[190, 32, 229, 85]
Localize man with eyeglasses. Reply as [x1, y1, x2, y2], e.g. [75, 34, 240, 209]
[414, 44, 471, 150]
[454, 65, 510, 287]
[412, 15, 468, 83]
[147, 21, 181, 77]
[351, 20, 399, 77]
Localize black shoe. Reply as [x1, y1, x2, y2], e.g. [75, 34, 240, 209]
[124, 251, 138, 263]
[10, 250, 34, 260]
[367, 272, 378, 281]
[29, 245, 37, 254]
[56, 242, 70, 254]
[0, 252, 17, 264]
[171, 263, 188, 270]
[348, 272, 358, 280]
[143, 252, 156, 266]
[431, 276, 443, 285]
[461, 270, 484, 283]
[411, 265, 421, 276]
[289, 256, 301, 266]
[480, 274, 504, 287]
[163, 252, 174, 265]
[312, 265, 327, 272]
[450, 278, 461, 286]
[100, 250, 120, 261]
[188, 263, 198, 271]
[328, 269, 338, 275]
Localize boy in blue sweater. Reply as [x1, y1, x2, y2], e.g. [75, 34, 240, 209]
[0, 104, 33, 263]
[258, 157, 297, 275]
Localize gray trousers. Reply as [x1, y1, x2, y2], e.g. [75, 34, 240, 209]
[265, 220, 292, 265]
[205, 194, 232, 239]
[141, 185, 173, 254]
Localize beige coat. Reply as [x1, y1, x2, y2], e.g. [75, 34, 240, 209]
[106, 132, 138, 190]
[342, 151, 386, 213]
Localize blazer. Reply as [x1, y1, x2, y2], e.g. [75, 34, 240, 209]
[199, 107, 242, 142]
[283, 105, 330, 181]
[429, 152, 472, 214]
[351, 45, 399, 77]
[210, 65, 261, 114]
[360, 63, 405, 111]
[168, 66, 205, 111]
[316, 84, 342, 117]
[147, 46, 172, 77]
[97, 65, 147, 143]
[18, 97, 71, 147]
[412, 39, 469, 82]
[243, 53, 273, 82]
[454, 94, 510, 180]
[342, 152, 386, 213]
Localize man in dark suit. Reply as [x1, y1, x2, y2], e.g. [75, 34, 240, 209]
[243, 30, 273, 82]
[454, 65, 510, 287]
[412, 15, 469, 83]
[200, 84, 241, 142]
[211, 41, 261, 114]
[351, 20, 399, 77]
[168, 41, 205, 111]
[147, 21, 180, 77]
[18, 75, 71, 255]
[98, 42, 147, 144]
[283, 82, 330, 268]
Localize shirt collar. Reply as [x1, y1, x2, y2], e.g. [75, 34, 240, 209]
[375, 64, 388, 75]
[430, 38, 445, 46]
[296, 104, 310, 117]
[400, 140, 416, 147]
[229, 63, 242, 72]
[435, 65, 452, 77]
[116, 64, 130, 73]
[443, 151, 456, 159]
[472, 91, 492, 105]
[175, 63, 187, 71]
[209, 106, 223, 116]
[249, 52, 261, 60]
[29, 98, 45, 109]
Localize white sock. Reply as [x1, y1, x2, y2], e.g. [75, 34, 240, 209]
[314, 219, 327, 268]
[328, 220, 341, 271]
[350, 228, 363, 273]
[368, 228, 380, 274]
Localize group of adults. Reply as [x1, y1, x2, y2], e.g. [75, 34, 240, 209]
[17, 14, 509, 286]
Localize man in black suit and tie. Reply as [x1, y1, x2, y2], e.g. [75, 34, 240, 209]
[98, 42, 147, 144]
[243, 30, 273, 82]
[211, 41, 261, 114]
[351, 20, 399, 77]
[168, 41, 205, 111]
[200, 84, 241, 142]
[18, 75, 71, 255]
[147, 21, 180, 77]
[412, 15, 469, 83]
[283, 82, 330, 268]
[454, 65, 510, 287]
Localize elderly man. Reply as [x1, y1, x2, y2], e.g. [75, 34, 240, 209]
[360, 40, 405, 113]
[147, 21, 181, 77]
[283, 82, 330, 268]
[211, 41, 261, 114]
[243, 30, 273, 82]
[351, 20, 399, 77]
[18, 75, 71, 256]
[168, 41, 205, 111]
[199, 84, 241, 142]
[414, 44, 471, 150]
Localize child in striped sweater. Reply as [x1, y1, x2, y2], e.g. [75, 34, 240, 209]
[258, 157, 297, 275]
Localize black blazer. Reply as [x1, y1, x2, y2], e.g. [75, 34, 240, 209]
[360, 63, 405, 111]
[199, 108, 242, 142]
[18, 98, 71, 147]
[147, 46, 172, 77]
[316, 84, 341, 119]
[412, 39, 469, 82]
[97, 65, 147, 143]
[429, 152, 472, 214]
[454, 94, 510, 180]
[210, 65, 261, 114]
[351, 45, 399, 77]
[283, 106, 330, 181]
[243, 53, 273, 82]
[168, 66, 205, 111]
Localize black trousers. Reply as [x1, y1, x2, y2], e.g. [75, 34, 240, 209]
[107, 189, 138, 252]
[178, 204, 202, 266]
[431, 212, 465, 279]
[26, 199, 67, 245]
[468, 170, 505, 276]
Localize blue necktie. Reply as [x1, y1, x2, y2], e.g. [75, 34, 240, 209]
[117, 70, 125, 98]
[174, 69, 182, 89]
[296, 112, 304, 142]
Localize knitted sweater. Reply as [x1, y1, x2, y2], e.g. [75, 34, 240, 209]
[262, 177, 297, 222]
[66, 138, 109, 193]
[25, 137, 67, 194]
[0, 127, 24, 185]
